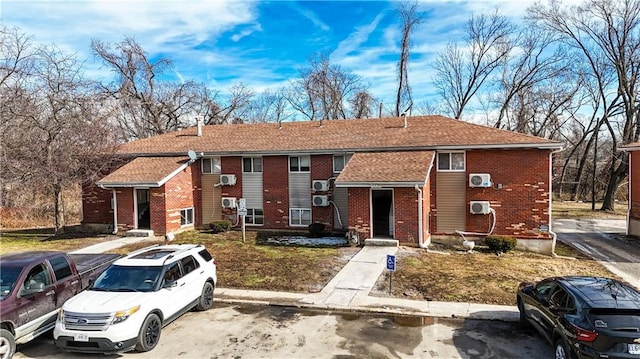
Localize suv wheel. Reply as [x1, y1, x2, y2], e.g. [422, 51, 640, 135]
[555, 338, 571, 359]
[0, 329, 16, 359]
[135, 313, 161, 352]
[195, 282, 215, 311]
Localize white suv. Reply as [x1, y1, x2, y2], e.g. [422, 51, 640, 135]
[54, 244, 217, 354]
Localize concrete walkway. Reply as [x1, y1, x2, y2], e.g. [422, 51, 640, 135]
[74, 237, 518, 321]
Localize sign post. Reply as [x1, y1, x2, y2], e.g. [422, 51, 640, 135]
[238, 199, 247, 242]
[386, 254, 396, 295]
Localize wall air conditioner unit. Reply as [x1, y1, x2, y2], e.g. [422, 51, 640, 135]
[470, 201, 491, 215]
[469, 173, 492, 188]
[312, 180, 329, 192]
[313, 195, 330, 207]
[221, 197, 237, 209]
[220, 174, 237, 186]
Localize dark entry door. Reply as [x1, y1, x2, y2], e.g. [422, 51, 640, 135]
[372, 189, 393, 238]
[136, 189, 150, 229]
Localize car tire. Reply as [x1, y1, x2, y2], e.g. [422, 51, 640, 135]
[0, 329, 16, 359]
[135, 313, 161, 352]
[195, 281, 215, 311]
[555, 338, 573, 359]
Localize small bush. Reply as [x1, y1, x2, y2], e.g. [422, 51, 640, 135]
[308, 223, 325, 238]
[484, 235, 518, 255]
[209, 220, 232, 233]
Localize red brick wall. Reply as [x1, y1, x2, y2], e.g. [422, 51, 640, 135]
[150, 187, 166, 234]
[631, 151, 640, 220]
[81, 183, 113, 224]
[162, 165, 196, 234]
[465, 149, 551, 239]
[263, 156, 289, 228]
[115, 188, 134, 232]
[311, 154, 334, 228]
[393, 187, 419, 243]
[348, 187, 370, 238]
[221, 156, 243, 199]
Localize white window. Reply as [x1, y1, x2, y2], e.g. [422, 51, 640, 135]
[245, 208, 264, 225]
[180, 208, 194, 226]
[243, 157, 262, 173]
[289, 156, 310, 172]
[437, 152, 465, 171]
[290, 208, 311, 226]
[333, 154, 351, 173]
[201, 157, 221, 174]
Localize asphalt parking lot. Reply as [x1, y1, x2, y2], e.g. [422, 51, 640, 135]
[15, 303, 550, 359]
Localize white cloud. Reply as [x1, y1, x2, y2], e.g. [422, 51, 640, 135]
[294, 4, 330, 31]
[331, 11, 387, 61]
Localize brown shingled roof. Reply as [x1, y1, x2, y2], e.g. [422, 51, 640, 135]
[117, 115, 562, 156]
[335, 151, 435, 186]
[96, 157, 190, 187]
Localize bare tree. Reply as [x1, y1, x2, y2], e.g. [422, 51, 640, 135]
[529, 0, 640, 211]
[287, 54, 365, 121]
[433, 10, 516, 119]
[92, 37, 202, 140]
[395, 1, 422, 117]
[244, 88, 290, 123]
[350, 90, 377, 118]
[2, 44, 118, 233]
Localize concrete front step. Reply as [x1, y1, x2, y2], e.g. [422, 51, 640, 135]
[125, 229, 155, 237]
[364, 238, 399, 247]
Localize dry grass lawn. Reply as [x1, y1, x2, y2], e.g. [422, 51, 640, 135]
[372, 242, 618, 305]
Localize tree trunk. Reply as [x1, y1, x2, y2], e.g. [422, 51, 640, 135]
[53, 182, 66, 235]
[600, 153, 628, 211]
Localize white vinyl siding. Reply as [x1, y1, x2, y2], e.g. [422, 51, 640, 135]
[332, 186, 348, 229]
[242, 172, 263, 209]
[436, 172, 466, 232]
[289, 172, 311, 208]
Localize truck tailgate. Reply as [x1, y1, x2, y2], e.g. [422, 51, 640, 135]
[68, 253, 120, 288]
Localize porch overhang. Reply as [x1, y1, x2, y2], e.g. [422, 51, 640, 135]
[334, 150, 435, 188]
[96, 156, 191, 188]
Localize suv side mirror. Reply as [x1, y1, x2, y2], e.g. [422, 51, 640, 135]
[163, 280, 177, 289]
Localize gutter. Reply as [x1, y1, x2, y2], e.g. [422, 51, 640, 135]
[120, 142, 563, 158]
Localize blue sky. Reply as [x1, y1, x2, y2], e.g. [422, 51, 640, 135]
[2, 0, 554, 111]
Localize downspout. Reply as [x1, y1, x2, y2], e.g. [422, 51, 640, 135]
[415, 184, 428, 248]
[549, 147, 565, 257]
[627, 152, 632, 236]
[99, 184, 118, 235]
[111, 189, 118, 234]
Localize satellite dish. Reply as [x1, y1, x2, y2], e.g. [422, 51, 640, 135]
[187, 150, 197, 161]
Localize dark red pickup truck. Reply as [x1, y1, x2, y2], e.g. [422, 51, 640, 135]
[0, 251, 119, 359]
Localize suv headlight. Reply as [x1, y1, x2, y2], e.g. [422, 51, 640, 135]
[111, 305, 140, 325]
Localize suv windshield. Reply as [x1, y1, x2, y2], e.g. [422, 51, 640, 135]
[92, 265, 162, 292]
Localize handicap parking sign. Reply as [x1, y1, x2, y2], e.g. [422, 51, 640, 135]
[386, 254, 396, 271]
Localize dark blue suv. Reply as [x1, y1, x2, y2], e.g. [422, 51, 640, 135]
[517, 276, 640, 359]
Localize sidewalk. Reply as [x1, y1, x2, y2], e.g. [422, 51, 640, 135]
[76, 237, 519, 322]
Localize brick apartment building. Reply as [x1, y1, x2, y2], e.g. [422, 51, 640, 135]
[82, 115, 564, 253]
[622, 141, 640, 237]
